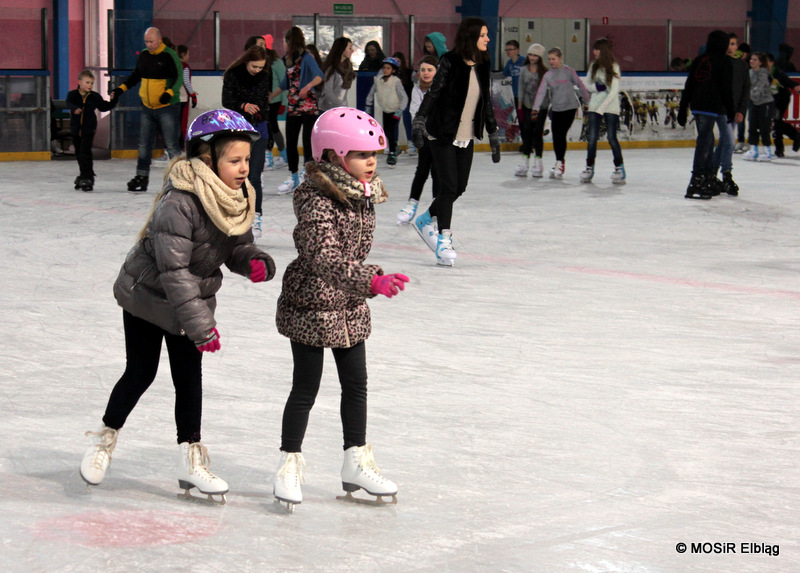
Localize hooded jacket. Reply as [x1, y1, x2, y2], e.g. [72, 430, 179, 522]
[113, 179, 271, 342]
[276, 161, 388, 348]
[678, 30, 734, 119]
[424, 32, 448, 59]
[416, 50, 497, 143]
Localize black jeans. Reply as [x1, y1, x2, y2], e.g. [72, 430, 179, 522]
[521, 105, 548, 157]
[73, 130, 95, 179]
[281, 340, 368, 452]
[268, 101, 286, 152]
[408, 141, 438, 201]
[248, 136, 267, 213]
[285, 113, 318, 173]
[748, 102, 773, 146]
[103, 311, 203, 444]
[427, 139, 474, 232]
[550, 109, 577, 162]
[382, 112, 399, 153]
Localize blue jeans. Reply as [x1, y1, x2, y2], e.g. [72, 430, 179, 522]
[692, 113, 718, 174]
[136, 104, 182, 176]
[585, 112, 623, 167]
[712, 115, 735, 173]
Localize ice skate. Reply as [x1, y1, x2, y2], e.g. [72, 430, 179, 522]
[530, 156, 544, 178]
[757, 146, 772, 162]
[337, 444, 397, 505]
[397, 199, 419, 225]
[721, 170, 739, 197]
[75, 177, 93, 191]
[549, 160, 564, 179]
[176, 442, 228, 505]
[273, 150, 288, 170]
[386, 151, 398, 168]
[252, 213, 263, 239]
[273, 451, 306, 513]
[579, 165, 594, 182]
[742, 146, 758, 161]
[514, 156, 530, 177]
[793, 136, 800, 153]
[435, 230, 457, 267]
[406, 143, 417, 157]
[684, 172, 713, 200]
[80, 426, 118, 486]
[277, 172, 300, 195]
[73, 175, 82, 190]
[127, 175, 149, 192]
[733, 142, 745, 154]
[414, 210, 438, 252]
[264, 151, 275, 171]
[611, 165, 626, 184]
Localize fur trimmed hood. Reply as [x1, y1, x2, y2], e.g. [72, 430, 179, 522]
[302, 161, 388, 206]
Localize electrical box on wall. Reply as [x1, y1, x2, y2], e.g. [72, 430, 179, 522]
[500, 17, 587, 71]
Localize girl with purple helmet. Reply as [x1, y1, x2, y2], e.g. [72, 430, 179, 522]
[79, 109, 276, 504]
[273, 107, 408, 512]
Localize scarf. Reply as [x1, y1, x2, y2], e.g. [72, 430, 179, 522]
[167, 158, 255, 236]
[313, 162, 388, 205]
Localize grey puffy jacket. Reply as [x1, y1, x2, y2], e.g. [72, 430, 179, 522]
[113, 183, 274, 341]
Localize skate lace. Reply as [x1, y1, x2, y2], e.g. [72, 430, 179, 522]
[188, 443, 218, 479]
[277, 453, 306, 485]
[357, 444, 383, 477]
[400, 204, 416, 217]
[84, 427, 118, 467]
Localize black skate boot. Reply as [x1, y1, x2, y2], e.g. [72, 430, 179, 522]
[721, 170, 738, 197]
[127, 175, 149, 192]
[708, 174, 723, 196]
[386, 152, 397, 167]
[76, 177, 94, 192]
[684, 172, 712, 200]
[74, 176, 82, 190]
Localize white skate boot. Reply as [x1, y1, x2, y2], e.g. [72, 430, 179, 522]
[396, 199, 419, 225]
[337, 444, 397, 505]
[550, 160, 565, 179]
[579, 165, 594, 182]
[514, 156, 530, 177]
[742, 146, 758, 161]
[530, 156, 544, 178]
[273, 451, 306, 513]
[80, 426, 118, 486]
[177, 442, 228, 504]
[414, 210, 439, 252]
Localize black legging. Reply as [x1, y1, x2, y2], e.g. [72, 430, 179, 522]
[281, 340, 368, 453]
[550, 108, 578, 162]
[427, 139, 473, 232]
[248, 136, 267, 213]
[520, 105, 548, 157]
[408, 141, 438, 201]
[267, 101, 286, 152]
[103, 311, 203, 444]
[285, 113, 318, 173]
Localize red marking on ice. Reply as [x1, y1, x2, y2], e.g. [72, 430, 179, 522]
[29, 510, 219, 547]
[559, 266, 800, 299]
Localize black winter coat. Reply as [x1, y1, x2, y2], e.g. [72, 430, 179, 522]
[66, 89, 116, 135]
[416, 51, 497, 143]
[679, 31, 734, 120]
[222, 64, 272, 126]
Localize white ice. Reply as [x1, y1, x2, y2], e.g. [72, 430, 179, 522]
[1, 147, 799, 572]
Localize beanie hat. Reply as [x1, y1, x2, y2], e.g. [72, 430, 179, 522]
[528, 43, 546, 58]
[263, 34, 274, 50]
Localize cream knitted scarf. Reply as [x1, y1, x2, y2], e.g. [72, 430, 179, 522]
[167, 158, 255, 236]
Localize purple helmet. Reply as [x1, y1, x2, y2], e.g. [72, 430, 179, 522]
[311, 107, 386, 162]
[382, 56, 400, 69]
[185, 109, 259, 156]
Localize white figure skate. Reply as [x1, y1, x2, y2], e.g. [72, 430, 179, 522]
[337, 444, 397, 505]
[273, 452, 306, 513]
[176, 442, 228, 504]
[80, 426, 118, 486]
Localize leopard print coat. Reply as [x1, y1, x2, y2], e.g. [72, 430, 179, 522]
[276, 161, 388, 348]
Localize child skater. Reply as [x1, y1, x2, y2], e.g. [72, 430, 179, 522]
[365, 57, 409, 167]
[177, 45, 198, 148]
[514, 44, 549, 178]
[397, 55, 439, 224]
[743, 52, 775, 162]
[580, 38, 626, 184]
[79, 109, 276, 504]
[65, 69, 118, 191]
[273, 107, 409, 512]
[531, 47, 590, 179]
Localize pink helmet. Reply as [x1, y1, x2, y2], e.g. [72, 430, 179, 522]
[311, 107, 386, 162]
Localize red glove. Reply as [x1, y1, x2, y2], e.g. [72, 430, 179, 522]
[250, 259, 267, 283]
[370, 273, 409, 298]
[195, 328, 221, 353]
[190, 93, 197, 108]
[278, 105, 286, 115]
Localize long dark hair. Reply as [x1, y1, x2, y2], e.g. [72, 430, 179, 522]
[284, 26, 306, 66]
[453, 17, 489, 64]
[225, 46, 268, 75]
[322, 37, 356, 89]
[589, 38, 619, 82]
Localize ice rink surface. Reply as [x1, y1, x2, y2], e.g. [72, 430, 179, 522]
[1, 147, 799, 572]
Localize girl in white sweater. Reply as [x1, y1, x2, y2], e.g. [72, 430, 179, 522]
[580, 38, 626, 183]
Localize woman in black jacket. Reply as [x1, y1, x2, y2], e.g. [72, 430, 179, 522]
[411, 17, 500, 266]
[222, 45, 273, 237]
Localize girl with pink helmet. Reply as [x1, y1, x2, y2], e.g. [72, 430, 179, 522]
[272, 107, 408, 511]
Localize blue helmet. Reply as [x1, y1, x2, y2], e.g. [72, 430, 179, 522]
[186, 109, 259, 156]
[382, 56, 401, 69]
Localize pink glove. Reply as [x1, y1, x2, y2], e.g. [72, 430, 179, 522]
[250, 259, 267, 283]
[195, 328, 221, 353]
[370, 273, 409, 298]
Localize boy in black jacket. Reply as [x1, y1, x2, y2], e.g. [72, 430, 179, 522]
[66, 69, 117, 191]
[678, 30, 734, 200]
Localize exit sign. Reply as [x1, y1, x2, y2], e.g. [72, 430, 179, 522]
[334, 3, 353, 14]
